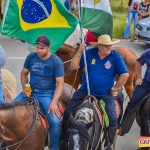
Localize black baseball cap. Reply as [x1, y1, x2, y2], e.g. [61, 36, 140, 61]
[35, 36, 50, 47]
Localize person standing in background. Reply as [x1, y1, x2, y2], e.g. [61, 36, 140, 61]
[137, 0, 150, 20]
[124, 0, 142, 41]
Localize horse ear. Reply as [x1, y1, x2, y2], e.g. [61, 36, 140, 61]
[0, 124, 5, 134]
[0, 124, 13, 142]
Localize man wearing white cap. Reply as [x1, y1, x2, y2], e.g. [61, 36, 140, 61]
[62, 34, 129, 150]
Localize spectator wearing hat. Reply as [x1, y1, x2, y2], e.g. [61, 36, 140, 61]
[14, 36, 64, 150]
[61, 34, 129, 150]
[0, 45, 6, 105]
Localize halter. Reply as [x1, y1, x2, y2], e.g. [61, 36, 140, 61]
[0, 98, 40, 150]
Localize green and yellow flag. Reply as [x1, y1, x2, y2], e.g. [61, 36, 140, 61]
[80, 0, 113, 37]
[1, 0, 78, 52]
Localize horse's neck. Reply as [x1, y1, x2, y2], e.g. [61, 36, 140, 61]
[56, 44, 78, 62]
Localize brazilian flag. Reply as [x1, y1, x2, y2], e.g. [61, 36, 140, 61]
[1, 0, 78, 52]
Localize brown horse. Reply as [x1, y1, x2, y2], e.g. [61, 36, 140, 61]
[57, 44, 137, 98]
[0, 100, 46, 150]
[0, 83, 74, 150]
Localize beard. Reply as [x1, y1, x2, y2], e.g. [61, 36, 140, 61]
[37, 53, 48, 58]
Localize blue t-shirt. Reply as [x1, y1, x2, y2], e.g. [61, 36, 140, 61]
[79, 48, 128, 98]
[137, 48, 150, 82]
[24, 53, 64, 92]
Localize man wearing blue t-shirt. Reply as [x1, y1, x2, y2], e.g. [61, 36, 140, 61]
[62, 35, 129, 150]
[14, 36, 64, 150]
[117, 48, 150, 136]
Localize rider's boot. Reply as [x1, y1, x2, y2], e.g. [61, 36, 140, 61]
[116, 106, 136, 136]
[104, 127, 116, 150]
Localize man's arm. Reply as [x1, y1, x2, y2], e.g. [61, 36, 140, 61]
[111, 73, 129, 96]
[69, 43, 85, 71]
[21, 68, 29, 96]
[48, 76, 64, 117]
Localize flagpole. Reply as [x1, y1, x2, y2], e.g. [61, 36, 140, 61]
[77, 0, 91, 96]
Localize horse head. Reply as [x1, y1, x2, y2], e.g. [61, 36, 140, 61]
[67, 96, 103, 150]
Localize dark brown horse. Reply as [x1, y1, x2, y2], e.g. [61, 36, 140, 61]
[57, 44, 137, 98]
[61, 90, 124, 150]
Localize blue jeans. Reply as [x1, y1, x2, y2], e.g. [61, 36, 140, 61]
[128, 79, 150, 108]
[120, 79, 150, 135]
[14, 90, 60, 150]
[0, 80, 3, 106]
[124, 10, 138, 39]
[63, 88, 117, 128]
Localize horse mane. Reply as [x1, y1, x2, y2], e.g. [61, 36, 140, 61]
[1, 102, 25, 109]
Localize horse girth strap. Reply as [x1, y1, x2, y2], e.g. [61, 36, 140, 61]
[0, 98, 40, 150]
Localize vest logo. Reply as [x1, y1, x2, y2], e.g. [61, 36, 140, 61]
[138, 136, 150, 148]
[104, 61, 112, 69]
[91, 59, 96, 65]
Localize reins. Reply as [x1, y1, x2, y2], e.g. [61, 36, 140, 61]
[0, 98, 40, 150]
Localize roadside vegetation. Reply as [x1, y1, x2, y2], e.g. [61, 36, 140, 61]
[111, 0, 134, 38]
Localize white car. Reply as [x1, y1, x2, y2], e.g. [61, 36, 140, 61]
[135, 17, 150, 44]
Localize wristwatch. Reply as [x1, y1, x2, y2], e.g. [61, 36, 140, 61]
[111, 87, 118, 91]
